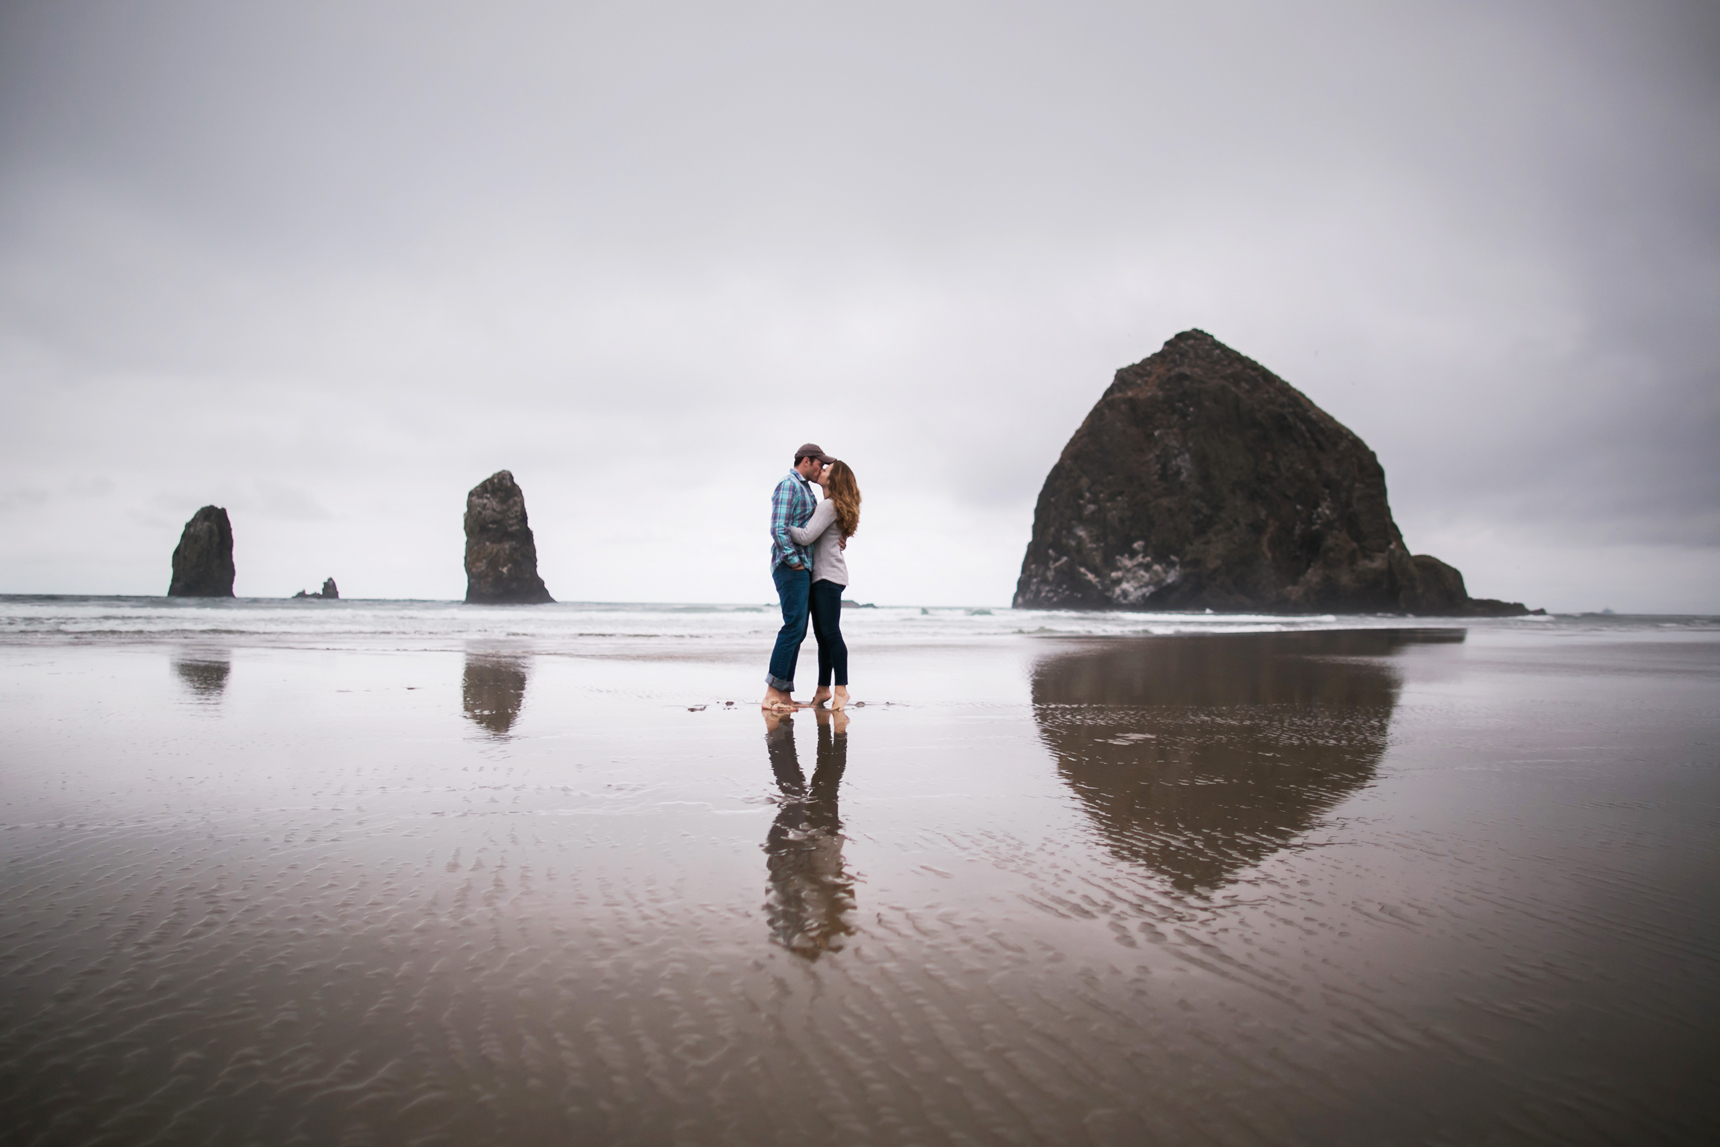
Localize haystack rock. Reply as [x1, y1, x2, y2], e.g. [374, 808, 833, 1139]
[1014, 330, 1533, 615]
[464, 470, 554, 604]
[167, 505, 236, 597]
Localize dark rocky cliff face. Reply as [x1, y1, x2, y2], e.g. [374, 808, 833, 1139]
[464, 470, 554, 604]
[168, 505, 235, 597]
[1014, 331, 1529, 615]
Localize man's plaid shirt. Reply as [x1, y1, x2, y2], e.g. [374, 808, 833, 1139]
[769, 470, 818, 571]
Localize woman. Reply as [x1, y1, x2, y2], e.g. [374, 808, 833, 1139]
[789, 460, 860, 710]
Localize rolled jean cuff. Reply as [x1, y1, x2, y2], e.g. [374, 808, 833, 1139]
[765, 672, 794, 692]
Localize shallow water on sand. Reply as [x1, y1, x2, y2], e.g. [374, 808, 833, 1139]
[1, 618, 1717, 1145]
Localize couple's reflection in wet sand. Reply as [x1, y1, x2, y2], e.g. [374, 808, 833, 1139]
[761, 708, 856, 958]
[1032, 629, 1463, 892]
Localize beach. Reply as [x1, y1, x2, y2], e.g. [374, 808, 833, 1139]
[1, 600, 1717, 1144]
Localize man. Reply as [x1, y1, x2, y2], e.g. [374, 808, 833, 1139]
[763, 443, 833, 710]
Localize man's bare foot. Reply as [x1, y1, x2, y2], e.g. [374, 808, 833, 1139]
[762, 686, 796, 711]
[810, 687, 832, 708]
[831, 686, 850, 711]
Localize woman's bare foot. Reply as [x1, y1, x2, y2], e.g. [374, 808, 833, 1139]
[831, 686, 850, 711]
[810, 687, 832, 708]
[762, 686, 796, 711]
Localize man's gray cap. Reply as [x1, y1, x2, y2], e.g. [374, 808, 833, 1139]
[795, 443, 835, 463]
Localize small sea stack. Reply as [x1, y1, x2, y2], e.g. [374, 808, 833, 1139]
[1014, 330, 1532, 615]
[293, 578, 339, 600]
[464, 470, 554, 604]
[167, 505, 236, 597]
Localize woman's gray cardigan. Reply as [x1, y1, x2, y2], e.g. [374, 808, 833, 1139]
[788, 500, 848, 586]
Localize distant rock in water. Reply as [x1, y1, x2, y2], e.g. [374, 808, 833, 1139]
[1014, 331, 1534, 616]
[292, 578, 339, 600]
[168, 506, 235, 597]
[464, 470, 554, 604]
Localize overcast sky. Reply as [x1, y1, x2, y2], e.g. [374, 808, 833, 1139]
[2, 0, 1715, 610]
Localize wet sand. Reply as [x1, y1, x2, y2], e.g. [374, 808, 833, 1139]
[1, 626, 1717, 1144]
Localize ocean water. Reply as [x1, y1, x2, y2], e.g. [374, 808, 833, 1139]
[1, 593, 1685, 652]
[1, 598, 1717, 1145]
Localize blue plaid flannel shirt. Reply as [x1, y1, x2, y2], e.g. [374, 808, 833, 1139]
[769, 471, 818, 571]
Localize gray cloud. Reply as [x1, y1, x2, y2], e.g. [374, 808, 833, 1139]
[2, 0, 1716, 609]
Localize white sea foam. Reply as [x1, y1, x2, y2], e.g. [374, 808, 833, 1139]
[1, 594, 1697, 655]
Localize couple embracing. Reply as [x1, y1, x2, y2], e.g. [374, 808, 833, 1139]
[762, 443, 862, 712]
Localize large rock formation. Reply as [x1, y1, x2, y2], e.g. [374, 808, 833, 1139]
[464, 470, 554, 604]
[167, 505, 236, 597]
[1014, 331, 1532, 615]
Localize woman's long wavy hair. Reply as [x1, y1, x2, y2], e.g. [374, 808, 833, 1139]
[826, 461, 861, 538]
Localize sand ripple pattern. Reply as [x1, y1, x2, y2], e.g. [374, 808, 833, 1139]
[1, 631, 1717, 1144]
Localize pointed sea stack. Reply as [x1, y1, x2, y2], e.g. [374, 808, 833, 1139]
[293, 578, 339, 600]
[464, 470, 554, 604]
[167, 505, 236, 597]
[1013, 331, 1531, 615]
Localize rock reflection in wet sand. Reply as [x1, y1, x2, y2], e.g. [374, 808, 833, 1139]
[1032, 629, 1461, 890]
[461, 654, 529, 735]
[762, 708, 855, 956]
[172, 652, 230, 701]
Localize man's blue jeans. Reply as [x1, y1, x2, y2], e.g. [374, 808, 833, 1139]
[766, 563, 811, 692]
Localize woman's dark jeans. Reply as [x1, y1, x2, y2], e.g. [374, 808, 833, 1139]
[809, 579, 848, 687]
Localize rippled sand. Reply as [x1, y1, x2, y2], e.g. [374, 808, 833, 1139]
[2, 627, 1717, 1144]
